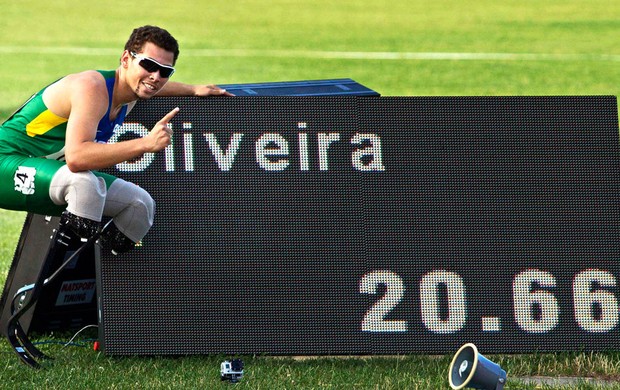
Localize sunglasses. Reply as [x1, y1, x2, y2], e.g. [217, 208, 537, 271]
[130, 51, 175, 78]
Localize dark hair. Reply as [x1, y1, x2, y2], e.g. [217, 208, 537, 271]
[124, 25, 180, 64]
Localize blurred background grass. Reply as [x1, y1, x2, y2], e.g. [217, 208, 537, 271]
[0, 0, 619, 387]
[1, 0, 619, 120]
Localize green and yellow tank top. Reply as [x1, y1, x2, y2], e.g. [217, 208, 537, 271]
[0, 70, 127, 160]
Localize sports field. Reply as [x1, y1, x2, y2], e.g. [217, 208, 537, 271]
[1, 0, 620, 388]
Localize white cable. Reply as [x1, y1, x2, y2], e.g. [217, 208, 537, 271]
[63, 324, 98, 347]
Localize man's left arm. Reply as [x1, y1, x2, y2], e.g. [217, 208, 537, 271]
[158, 81, 233, 97]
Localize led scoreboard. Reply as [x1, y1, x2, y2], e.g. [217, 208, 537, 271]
[96, 96, 620, 355]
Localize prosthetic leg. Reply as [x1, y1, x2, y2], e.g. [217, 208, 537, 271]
[5, 212, 111, 369]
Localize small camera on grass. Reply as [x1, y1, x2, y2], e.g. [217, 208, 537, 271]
[221, 359, 244, 383]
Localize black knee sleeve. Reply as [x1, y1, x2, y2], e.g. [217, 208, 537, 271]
[59, 211, 100, 240]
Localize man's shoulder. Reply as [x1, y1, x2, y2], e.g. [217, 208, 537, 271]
[57, 70, 110, 99]
[43, 70, 112, 117]
[64, 70, 108, 86]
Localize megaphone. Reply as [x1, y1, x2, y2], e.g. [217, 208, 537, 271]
[448, 343, 507, 390]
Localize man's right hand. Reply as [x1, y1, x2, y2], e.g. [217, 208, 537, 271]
[146, 107, 180, 152]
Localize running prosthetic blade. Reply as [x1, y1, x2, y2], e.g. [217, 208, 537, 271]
[5, 220, 112, 368]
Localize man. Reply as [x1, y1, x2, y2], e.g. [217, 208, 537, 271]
[0, 25, 231, 254]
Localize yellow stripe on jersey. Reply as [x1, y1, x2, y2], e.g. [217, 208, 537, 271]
[26, 109, 68, 137]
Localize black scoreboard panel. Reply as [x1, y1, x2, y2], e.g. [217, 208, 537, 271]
[0, 79, 377, 338]
[97, 96, 620, 355]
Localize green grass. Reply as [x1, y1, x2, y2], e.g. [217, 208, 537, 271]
[1, 0, 619, 115]
[0, 210, 25, 286]
[1, 0, 620, 388]
[2, 341, 620, 389]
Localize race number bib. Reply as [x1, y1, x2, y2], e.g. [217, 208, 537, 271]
[14, 166, 37, 195]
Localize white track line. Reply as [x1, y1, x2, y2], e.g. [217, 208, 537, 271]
[0, 46, 619, 61]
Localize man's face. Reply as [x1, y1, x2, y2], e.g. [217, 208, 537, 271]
[126, 42, 175, 99]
